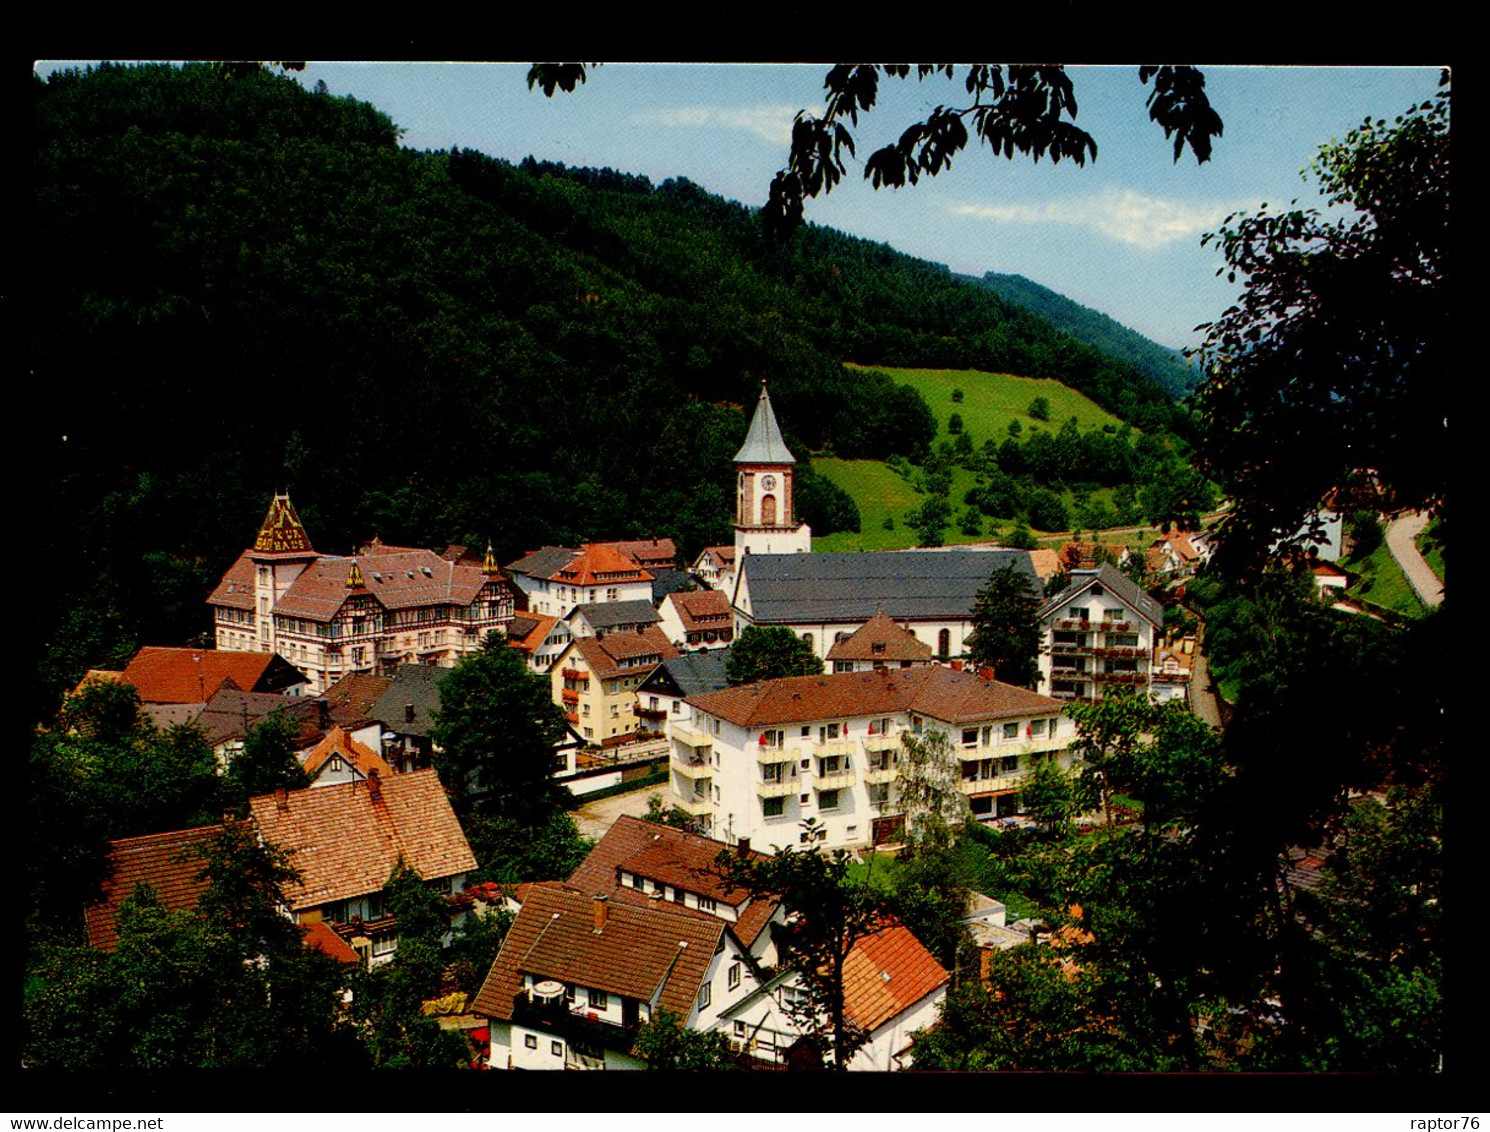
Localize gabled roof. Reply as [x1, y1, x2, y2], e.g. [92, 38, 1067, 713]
[734, 384, 797, 465]
[505, 613, 561, 655]
[570, 628, 679, 680]
[318, 673, 396, 730]
[248, 768, 475, 912]
[192, 684, 303, 747]
[688, 666, 1062, 728]
[825, 609, 933, 662]
[638, 651, 732, 700]
[649, 569, 702, 605]
[568, 599, 661, 631]
[121, 647, 306, 704]
[250, 493, 316, 557]
[368, 665, 446, 738]
[271, 546, 509, 622]
[471, 882, 724, 1022]
[664, 589, 734, 632]
[553, 544, 654, 586]
[1038, 563, 1163, 627]
[301, 920, 361, 964]
[84, 823, 248, 952]
[601, 538, 678, 569]
[505, 545, 580, 580]
[739, 549, 1038, 625]
[695, 546, 736, 570]
[301, 725, 395, 783]
[842, 921, 948, 1033]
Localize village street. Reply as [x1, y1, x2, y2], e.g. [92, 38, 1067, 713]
[1386, 511, 1444, 608]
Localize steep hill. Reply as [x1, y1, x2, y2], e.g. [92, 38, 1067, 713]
[28, 62, 1189, 707]
[974, 272, 1199, 397]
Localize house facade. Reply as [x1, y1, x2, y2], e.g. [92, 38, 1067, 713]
[657, 589, 735, 650]
[550, 627, 680, 747]
[1038, 563, 1165, 703]
[825, 608, 934, 673]
[504, 543, 658, 620]
[671, 666, 1076, 849]
[208, 495, 516, 694]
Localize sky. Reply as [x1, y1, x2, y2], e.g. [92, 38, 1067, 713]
[39, 61, 1444, 351]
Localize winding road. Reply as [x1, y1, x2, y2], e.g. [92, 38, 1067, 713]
[1385, 511, 1444, 608]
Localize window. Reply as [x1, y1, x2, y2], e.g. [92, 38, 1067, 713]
[763, 796, 785, 817]
[1003, 722, 1020, 740]
[551, 1040, 564, 1058]
[938, 628, 951, 657]
[761, 729, 785, 748]
[698, 983, 712, 1010]
[1001, 755, 1019, 775]
[819, 755, 843, 775]
[819, 789, 840, 811]
[588, 988, 609, 1010]
[763, 763, 783, 784]
[818, 722, 841, 742]
[734, 1020, 747, 1037]
[1068, 606, 1089, 621]
[372, 934, 398, 956]
[1030, 719, 1047, 736]
[700, 897, 716, 914]
[728, 963, 741, 990]
[525, 1034, 538, 1050]
[961, 728, 978, 747]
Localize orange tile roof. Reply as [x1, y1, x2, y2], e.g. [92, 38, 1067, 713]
[698, 545, 736, 568]
[841, 920, 948, 1033]
[319, 673, 395, 726]
[668, 589, 733, 631]
[301, 726, 395, 783]
[688, 666, 1062, 728]
[206, 551, 257, 610]
[471, 882, 723, 1022]
[506, 612, 560, 654]
[571, 628, 679, 680]
[553, 544, 653, 586]
[270, 548, 511, 621]
[121, 647, 297, 704]
[84, 823, 249, 951]
[602, 538, 679, 569]
[825, 609, 933, 662]
[1027, 548, 1063, 581]
[249, 768, 475, 912]
[301, 920, 361, 964]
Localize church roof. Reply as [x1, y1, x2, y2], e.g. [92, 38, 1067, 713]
[733, 384, 796, 466]
[826, 608, 934, 662]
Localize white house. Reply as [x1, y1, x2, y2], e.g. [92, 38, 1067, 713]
[1038, 563, 1165, 704]
[672, 665, 1076, 850]
[657, 588, 735, 650]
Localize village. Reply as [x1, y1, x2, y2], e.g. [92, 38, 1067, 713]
[57, 382, 1428, 1075]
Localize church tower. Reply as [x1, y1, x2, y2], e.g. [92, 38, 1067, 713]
[247, 492, 319, 654]
[733, 383, 812, 560]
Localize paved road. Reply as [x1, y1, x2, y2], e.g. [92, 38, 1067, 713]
[572, 784, 661, 841]
[1385, 511, 1444, 607]
[1188, 639, 1223, 729]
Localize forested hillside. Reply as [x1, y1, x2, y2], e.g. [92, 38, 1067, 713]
[28, 63, 1185, 713]
[975, 272, 1199, 396]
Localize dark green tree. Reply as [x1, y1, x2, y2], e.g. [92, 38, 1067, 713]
[964, 563, 1041, 686]
[432, 631, 570, 821]
[725, 625, 825, 685]
[909, 495, 953, 547]
[634, 1007, 738, 1070]
[1027, 396, 1051, 422]
[224, 708, 306, 811]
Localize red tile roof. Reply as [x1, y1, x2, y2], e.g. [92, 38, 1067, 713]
[121, 647, 298, 704]
[249, 768, 475, 912]
[506, 613, 560, 655]
[302, 920, 361, 964]
[571, 628, 679, 680]
[268, 548, 510, 622]
[697, 546, 736, 569]
[471, 882, 724, 1022]
[319, 673, 395, 727]
[84, 823, 248, 951]
[601, 538, 679, 570]
[825, 609, 933, 662]
[206, 552, 257, 610]
[841, 920, 948, 1033]
[553, 544, 653, 586]
[667, 589, 733, 632]
[688, 666, 1062, 728]
[301, 726, 395, 783]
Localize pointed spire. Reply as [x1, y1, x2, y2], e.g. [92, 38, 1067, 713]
[251, 492, 315, 556]
[346, 560, 364, 589]
[482, 542, 499, 577]
[733, 381, 796, 465]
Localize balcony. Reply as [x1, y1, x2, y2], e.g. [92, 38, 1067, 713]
[756, 779, 795, 799]
[1055, 618, 1093, 631]
[814, 738, 856, 758]
[862, 734, 901, 754]
[560, 667, 589, 683]
[675, 793, 713, 817]
[1096, 619, 1132, 633]
[863, 765, 898, 785]
[1094, 646, 1145, 658]
[565, 710, 579, 724]
[635, 705, 668, 721]
[671, 722, 713, 748]
[966, 737, 1067, 760]
[671, 754, 712, 780]
[1049, 643, 1094, 656]
[814, 769, 856, 791]
[561, 688, 580, 705]
[510, 992, 637, 1051]
[960, 773, 1022, 796]
[756, 744, 799, 765]
[1095, 670, 1146, 685]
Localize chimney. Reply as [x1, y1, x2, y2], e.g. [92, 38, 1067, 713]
[275, 787, 289, 813]
[593, 894, 608, 933]
[367, 768, 383, 802]
[736, 837, 751, 858]
[404, 703, 415, 724]
[317, 697, 330, 731]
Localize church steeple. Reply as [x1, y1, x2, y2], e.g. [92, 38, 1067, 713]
[250, 492, 315, 557]
[733, 382, 812, 559]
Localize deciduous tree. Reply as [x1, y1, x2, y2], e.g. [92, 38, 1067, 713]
[965, 563, 1041, 687]
[725, 625, 825, 685]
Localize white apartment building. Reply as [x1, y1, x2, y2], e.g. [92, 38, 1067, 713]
[671, 666, 1076, 850]
[1038, 563, 1165, 703]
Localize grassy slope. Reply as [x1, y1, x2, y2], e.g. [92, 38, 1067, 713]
[1344, 542, 1430, 619]
[815, 365, 1150, 552]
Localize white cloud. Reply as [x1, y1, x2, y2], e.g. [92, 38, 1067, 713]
[632, 104, 799, 145]
[948, 188, 1247, 249]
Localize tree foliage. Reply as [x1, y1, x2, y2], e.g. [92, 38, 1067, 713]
[1195, 79, 1449, 576]
[964, 563, 1041, 686]
[431, 631, 570, 821]
[725, 625, 825, 685]
[633, 1006, 737, 1070]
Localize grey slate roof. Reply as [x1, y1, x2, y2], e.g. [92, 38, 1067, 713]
[568, 599, 661, 630]
[733, 384, 796, 465]
[369, 664, 447, 738]
[1039, 563, 1163, 627]
[639, 650, 732, 700]
[740, 549, 1038, 625]
[649, 569, 702, 604]
[505, 545, 578, 579]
